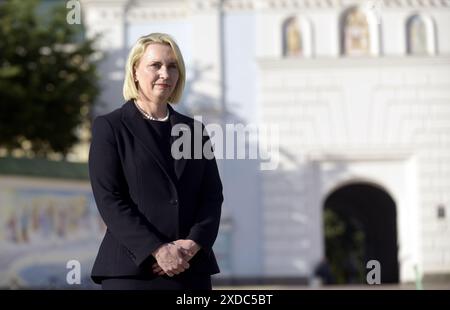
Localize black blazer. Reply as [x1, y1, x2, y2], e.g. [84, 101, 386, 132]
[88, 100, 223, 284]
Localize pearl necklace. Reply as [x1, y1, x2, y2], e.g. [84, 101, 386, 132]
[134, 101, 169, 121]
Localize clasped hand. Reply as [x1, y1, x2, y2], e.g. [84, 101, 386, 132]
[152, 239, 200, 277]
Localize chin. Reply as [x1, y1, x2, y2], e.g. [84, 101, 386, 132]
[155, 95, 171, 103]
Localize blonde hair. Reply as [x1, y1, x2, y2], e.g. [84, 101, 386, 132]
[123, 33, 186, 103]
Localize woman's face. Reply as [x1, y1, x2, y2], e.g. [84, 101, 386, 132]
[134, 43, 179, 104]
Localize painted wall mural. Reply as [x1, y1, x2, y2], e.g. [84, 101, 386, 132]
[0, 176, 104, 288]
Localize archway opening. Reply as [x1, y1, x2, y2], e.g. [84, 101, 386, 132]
[323, 182, 399, 284]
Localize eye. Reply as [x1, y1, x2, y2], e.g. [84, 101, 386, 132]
[149, 63, 161, 69]
[168, 63, 178, 70]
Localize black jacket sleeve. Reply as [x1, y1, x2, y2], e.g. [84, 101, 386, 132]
[187, 129, 223, 253]
[89, 116, 164, 266]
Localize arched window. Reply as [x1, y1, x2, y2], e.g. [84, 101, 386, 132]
[282, 16, 313, 58]
[283, 17, 302, 57]
[342, 8, 370, 56]
[406, 15, 436, 55]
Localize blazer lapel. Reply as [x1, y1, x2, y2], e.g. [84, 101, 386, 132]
[168, 105, 189, 180]
[121, 100, 169, 176]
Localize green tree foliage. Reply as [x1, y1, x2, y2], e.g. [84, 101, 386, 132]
[324, 208, 366, 284]
[0, 0, 100, 157]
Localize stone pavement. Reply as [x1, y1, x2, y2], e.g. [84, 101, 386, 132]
[213, 282, 450, 290]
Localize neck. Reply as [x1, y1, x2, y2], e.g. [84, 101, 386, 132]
[135, 98, 168, 119]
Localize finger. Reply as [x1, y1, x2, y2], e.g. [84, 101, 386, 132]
[181, 248, 195, 260]
[152, 263, 159, 268]
[174, 266, 185, 274]
[175, 247, 185, 255]
[178, 247, 189, 256]
[158, 271, 165, 276]
[167, 270, 177, 277]
[179, 256, 189, 265]
[173, 269, 180, 275]
[153, 268, 162, 274]
[153, 267, 164, 274]
[174, 261, 184, 272]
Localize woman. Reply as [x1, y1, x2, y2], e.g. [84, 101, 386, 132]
[88, 33, 223, 290]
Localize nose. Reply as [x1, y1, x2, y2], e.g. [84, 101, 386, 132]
[159, 66, 169, 79]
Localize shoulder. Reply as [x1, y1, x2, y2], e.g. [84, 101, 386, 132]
[91, 102, 128, 139]
[94, 105, 123, 126]
[92, 101, 132, 129]
[169, 105, 206, 130]
[170, 105, 193, 123]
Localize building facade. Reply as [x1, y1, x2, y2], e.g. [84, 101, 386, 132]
[81, 0, 450, 284]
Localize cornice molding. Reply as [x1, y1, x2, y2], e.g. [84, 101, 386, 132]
[258, 0, 450, 10]
[258, 56, 450, 70]
[81, 0, 450, 17]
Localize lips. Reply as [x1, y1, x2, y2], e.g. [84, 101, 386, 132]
[154, 83, 171, 89]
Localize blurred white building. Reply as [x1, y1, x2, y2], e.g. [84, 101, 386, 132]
[81, 0, 450, 284]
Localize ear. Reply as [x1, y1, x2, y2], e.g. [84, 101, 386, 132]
[133, 67, 138, 82]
